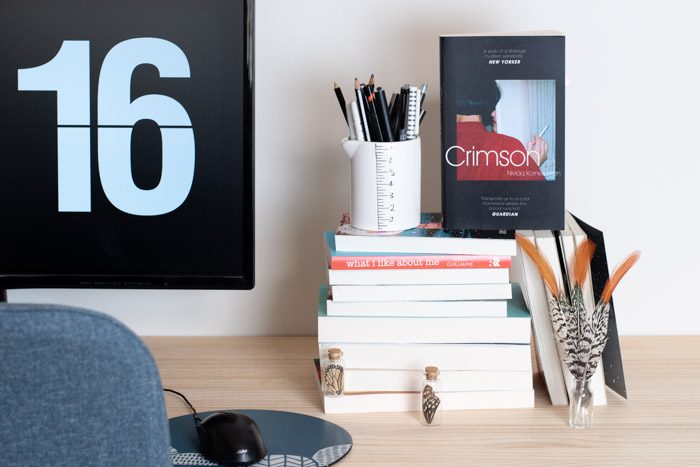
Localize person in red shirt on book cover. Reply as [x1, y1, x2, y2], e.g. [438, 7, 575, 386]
[447, 80, 547, 181]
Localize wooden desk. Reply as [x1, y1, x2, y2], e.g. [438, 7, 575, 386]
[145, 336, 700, 466]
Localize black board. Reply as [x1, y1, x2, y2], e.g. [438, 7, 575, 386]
[572, 214, 627, 399]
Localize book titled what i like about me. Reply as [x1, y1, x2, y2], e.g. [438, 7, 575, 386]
[441, 31, 565, 230]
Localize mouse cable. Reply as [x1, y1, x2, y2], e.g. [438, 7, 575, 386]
[163, 388, 202, 424]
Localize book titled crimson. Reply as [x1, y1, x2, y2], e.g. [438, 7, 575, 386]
[440, 32, 565, 230]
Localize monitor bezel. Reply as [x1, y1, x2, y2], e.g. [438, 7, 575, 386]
[0, 0, 255, 291]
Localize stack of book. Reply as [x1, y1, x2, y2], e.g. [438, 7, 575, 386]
[315, 213, 535, 414]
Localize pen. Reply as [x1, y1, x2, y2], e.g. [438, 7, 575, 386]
[405, 86, 420, 140]
[538, 125, 549, 137]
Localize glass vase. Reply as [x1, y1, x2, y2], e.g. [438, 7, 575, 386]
[569, 377, 594, 429]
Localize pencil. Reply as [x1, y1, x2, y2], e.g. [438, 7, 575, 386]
[390, 92, 403, 141]
[362, 84, 383, 142]
[398, 85, 410, 141]
[354, 78, 370, 140]
[334, 82, 348, 124]
[368, 73, 375, 93]
[350, 100, 365, 141]
[375, 87, 394, 142]
[389, 92, 397, 113]
[419, 83, 428, 107]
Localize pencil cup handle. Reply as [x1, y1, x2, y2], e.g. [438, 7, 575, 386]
[340, 138, 362, 160]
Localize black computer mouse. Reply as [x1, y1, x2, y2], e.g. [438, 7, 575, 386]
[196, 412, 267, 466]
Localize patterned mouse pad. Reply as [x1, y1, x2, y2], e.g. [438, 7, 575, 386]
[169, 410, 352, 467]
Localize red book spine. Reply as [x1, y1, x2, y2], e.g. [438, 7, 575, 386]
[330, 255, 511, 270]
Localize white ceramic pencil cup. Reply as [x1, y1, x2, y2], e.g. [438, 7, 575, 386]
[341, 137, 421, 232]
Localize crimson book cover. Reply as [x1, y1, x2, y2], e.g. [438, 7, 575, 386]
[440, 33, 565, 230]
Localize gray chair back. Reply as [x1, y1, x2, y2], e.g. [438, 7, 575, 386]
[0, 304, 172, 467]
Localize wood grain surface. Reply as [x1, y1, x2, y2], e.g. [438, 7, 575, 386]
[145, 336, 700, 466]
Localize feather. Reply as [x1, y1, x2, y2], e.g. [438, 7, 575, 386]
[549, 295, 570, 344]
[516, 234, 559, 297]
[573, 239, 596, 287]
[600, 250, 641, 303]
[586, 301, 611, 380]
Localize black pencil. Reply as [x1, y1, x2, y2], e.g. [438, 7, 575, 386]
[375, 87, 394, 142]
[390, 92, 402, 141]
[362, 84, 383, 142]
[398, 85, 410, 141]
[334, 82, 348, 124]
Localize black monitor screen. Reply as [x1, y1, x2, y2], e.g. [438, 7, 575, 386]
[0, 0, 254, 289]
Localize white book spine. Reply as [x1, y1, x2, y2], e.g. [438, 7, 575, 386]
[342, 368, 533, 393]
[334, 235, 517, 256]
[322, 389, 535, 414]
[326, 299, 507, 317]
[327, 267, 509, 285]
[318, 343, 532, 371]
[330, 283, 513, 302]
[318, 315, 530, 344]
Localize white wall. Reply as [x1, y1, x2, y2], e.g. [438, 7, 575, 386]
[10, 0, 700, 335]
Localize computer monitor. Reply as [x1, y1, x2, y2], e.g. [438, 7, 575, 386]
[0, 0, 254, 294]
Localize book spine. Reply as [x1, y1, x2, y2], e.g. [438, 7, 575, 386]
[318, 343, 531, 371]
[318, 313, 528, 344]
[439, 36, 449, 229]
[329, 283, 513, 302]
[330, 254, 511, 270]
[342, 368, 533, 393]
[322, 390, 535, 414]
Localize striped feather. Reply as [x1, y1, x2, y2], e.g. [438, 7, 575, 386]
[600, 250, 641, 303]
[573, 239, 596, 287]
[516, 234, 560, 297]
[548, 296, 570, 344]
[572, 293, 592, 379]
[585, 301, 611, 380]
